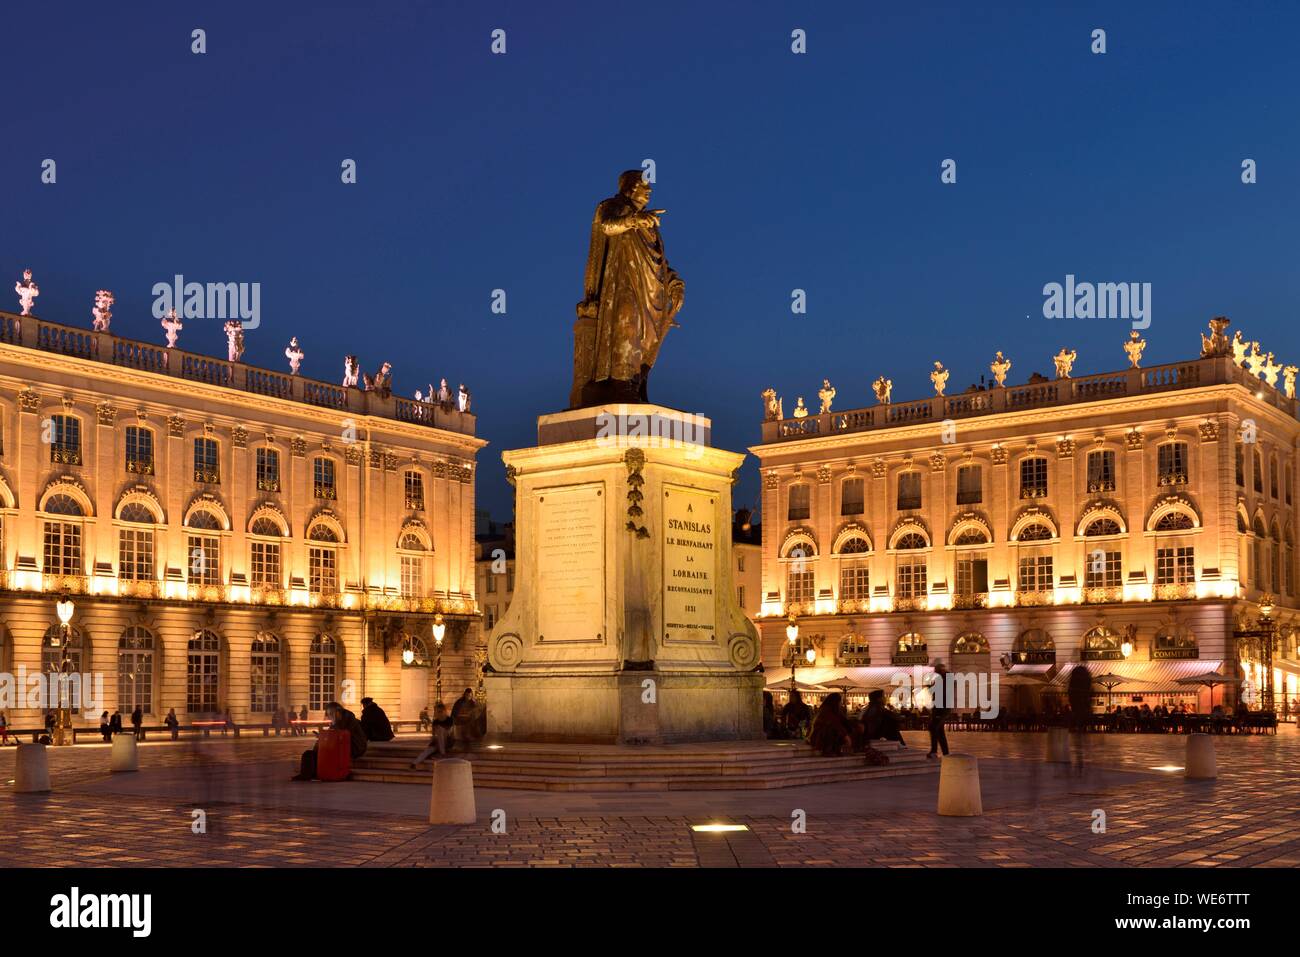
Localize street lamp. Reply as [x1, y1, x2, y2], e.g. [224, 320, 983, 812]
[53, 592, 75, 746]
[1233, 594, 1279, 712]
[432, 613, 446, 703]
[786, 615, 800, 687]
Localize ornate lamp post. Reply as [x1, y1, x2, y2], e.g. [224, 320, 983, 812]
[53, 592, 75, 746]
[432, 613, 447, 704]
[786, 614, 800, 688]
[1233, 594, 1279, 712]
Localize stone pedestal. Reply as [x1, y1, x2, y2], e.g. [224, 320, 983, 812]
[485, 405, 763, 744]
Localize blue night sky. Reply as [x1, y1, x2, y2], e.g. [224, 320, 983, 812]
[5, 0, 1298, 521]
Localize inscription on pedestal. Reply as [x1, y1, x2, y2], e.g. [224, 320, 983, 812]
[536, 483, 604, 642]
[663, 484, 716, 643]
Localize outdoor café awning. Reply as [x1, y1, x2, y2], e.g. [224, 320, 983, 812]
[1273, 659, 1300, 681]
[1006, 663, 1054, 676]
[784, 665, 933, 692]
[1048, 659, 1224, 694]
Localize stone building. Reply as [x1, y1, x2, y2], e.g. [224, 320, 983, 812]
[750, 321, 1300, 712]
[0, 307, 484, 728]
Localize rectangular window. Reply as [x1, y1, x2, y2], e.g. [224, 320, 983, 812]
[839, 561, 870, 601]
[1158, 442, 1189, 486]
[1017, 553, 1053, 591]
[895, 556, 927, 599]
[1084, 550, 1122, 588]
[1019, 457, 1048, 499]
[956, 465, 982, 505]
[118, 528, 154, 580]
[788, 484, 810, 521]
[43, 521, 82, 575]
[1254, 451, 1264, 493]
[485, 605, 497, 629]
[1236, 446, 1245, 487]
[737, 554, 745, 573]
[486, 574, 497, 593]
[1087, 450, 1115, 493]
[401, 555, 423, 597]
[187, 534, 220, 585]
[309, 547, 338, 594]
[1270, 459, 1280, 499]
[897, 472, 922, 511]
[1155, 546, 1195, 585]
[955, 553, 989, 596]
[187, 652, 219, 713]
[256, 448, 280, 492]
[314, 458, 337, 500]
[405, 471, 425, 510]
[51, 415, 82, 466]
[737, 585, 745, 608]
[786, 568, 815, 604]
[125, 426, 154, 475]
[249, 540, 281, 587]
[507, 568, 515, 592]
[194, 438, 219, 484]
[840, 478, 865, 516]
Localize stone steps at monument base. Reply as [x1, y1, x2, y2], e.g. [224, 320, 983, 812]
[349, 741, 939, 791]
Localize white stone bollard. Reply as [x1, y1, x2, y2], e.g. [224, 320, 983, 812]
[1046, 727, 1070, 763]
[110, 733, 139, 772]
[429, 758, 476, 824]
[1185, 733, 1217, 780]
[15, 743, 51, 793]
[937, 753, 983, 816]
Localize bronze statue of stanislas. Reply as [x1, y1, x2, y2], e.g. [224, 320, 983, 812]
[571, 170, 684, 408]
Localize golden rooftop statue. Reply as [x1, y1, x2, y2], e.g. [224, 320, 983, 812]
[570, 170, 685, 408]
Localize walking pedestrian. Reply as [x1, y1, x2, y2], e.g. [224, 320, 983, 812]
[926, 659, 951, 759]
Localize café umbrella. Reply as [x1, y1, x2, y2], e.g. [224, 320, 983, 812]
[763, 677, 830, 694]
[1175, 671, 1241, 709]
[1092, 671, 1152, 706]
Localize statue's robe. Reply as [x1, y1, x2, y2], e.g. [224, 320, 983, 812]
[572, 193, 682, 406]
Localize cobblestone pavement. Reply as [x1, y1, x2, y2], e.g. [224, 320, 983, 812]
[0, 729, 1295, 867]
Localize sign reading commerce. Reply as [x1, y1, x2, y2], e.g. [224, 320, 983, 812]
[663, 485, 717, 643]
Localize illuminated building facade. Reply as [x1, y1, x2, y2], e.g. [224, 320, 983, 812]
[751, 323, 1300, 711]
[0, 309, 484, 727]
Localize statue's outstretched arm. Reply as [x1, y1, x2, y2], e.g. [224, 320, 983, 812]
[598, 209, 655, 236]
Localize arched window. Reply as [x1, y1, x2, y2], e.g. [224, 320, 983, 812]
[1011, 628, 1055, 664]
[398, 532, 427, 598]
[836, 633, 871, 666]
[118, 503, 156, 582]
[250, 633, 281, 713]
[782, 535, 816, 609]
[43, 495, 84, 577]
[836, 534, 870, 603]
[895, 532, 928, 549]
[894, 632, 927, 662]
[42, 623, 84, 675]
[1254, 449, 1264, 493]
[1154, 511, 1195, 532]
[248, 517, 283, 590]
[118, 626, 155, 713]
[404, 635, 431, 667]
[953, 528, 989, 546]
[187, 630, 221, 713]
[1084, 518, 1122, 537]
[1081, 624, 1123, 660]
[308, 524, 339, 596]
[309, 634, 338, 711]
[953, 632, 989, 655]
[43, 623, 85, 713]
[1017, 522, 1053, 542]
[186, 510, 222, 586]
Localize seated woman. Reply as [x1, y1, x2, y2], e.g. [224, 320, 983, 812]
[780, 690, 812, 737]
[809, 693, 855, 756]
[411, 701, 456, 767]
[863, 689, 907, 747]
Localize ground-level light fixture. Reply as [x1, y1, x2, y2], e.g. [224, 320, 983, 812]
[1150, 765, 1185, 773]
[691, 824, 749, 833]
